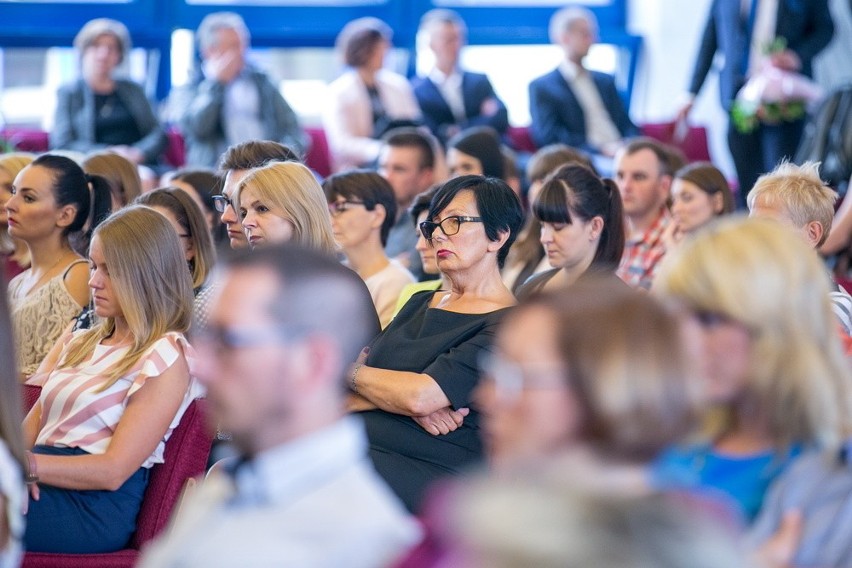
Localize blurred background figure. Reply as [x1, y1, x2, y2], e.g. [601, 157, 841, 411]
[0, 153, 34, 280]
[324, 170, 414, 328]
[654, 217, 851, 523]
[664, 162, 735, 248]
[51, 18, 166, 167]
[412, 9, 508, 145]
[324, 17, 421, 172]
[174, 12, 307, 169]
[0, 278, 25, 568]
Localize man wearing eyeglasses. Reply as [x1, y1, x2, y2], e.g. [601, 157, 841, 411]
[139, 245, 419, 567]
[214, 140, 300, 249]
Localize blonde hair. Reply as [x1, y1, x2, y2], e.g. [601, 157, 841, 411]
[82, 151, 143, 207]
[58, 207, 193, 389]
[747, 161, 836, 247]
[234, 161, 337, 255]
[655, 216, 851, 450]
[0, 153, 34, 258]
[135, 188, 216, 289]
[520, 278, 699, 462]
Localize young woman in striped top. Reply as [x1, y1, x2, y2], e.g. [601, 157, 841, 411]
[21, 206, 202, 553]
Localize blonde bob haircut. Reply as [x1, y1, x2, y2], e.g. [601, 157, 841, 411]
[82, 151, 143, 207]
[234, 161, 337, 255]
[747, 161, 837, 247]
[0, 152, 34, 180]
[58, 206, 193, 389]
[516, 277, 699, 462]
[654, 216, 851, 450]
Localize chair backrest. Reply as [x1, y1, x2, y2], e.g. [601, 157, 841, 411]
[129, 398, 213, 548]
[22, 383, 41, 414]
[640, 121, 712, 163]
[304, 127, 332, 179]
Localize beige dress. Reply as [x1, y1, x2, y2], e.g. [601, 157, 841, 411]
[8, 259, 86, 376]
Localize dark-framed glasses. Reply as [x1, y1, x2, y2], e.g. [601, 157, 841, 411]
[212, 195, 233, 213]
[419, 215, 482, 240]
[328, 200, 366, 217]
[195, 324, 302, 352]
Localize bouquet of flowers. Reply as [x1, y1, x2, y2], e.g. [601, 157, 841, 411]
[731, 38, 823, 133]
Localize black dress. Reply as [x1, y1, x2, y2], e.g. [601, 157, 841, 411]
[360, 290, 511, 512]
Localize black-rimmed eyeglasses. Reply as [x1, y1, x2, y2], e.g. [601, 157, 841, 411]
[328, 200, 366, 217]
[212, 195, 233, 213]
[419, 215, 483, 240]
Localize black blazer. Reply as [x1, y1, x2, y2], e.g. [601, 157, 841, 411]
[412, 71, 509, 143]
[528, 68, 637, 152]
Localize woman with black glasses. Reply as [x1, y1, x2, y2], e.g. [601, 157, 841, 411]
[323, 170, 414, 328]
[346, 175, 523, 512]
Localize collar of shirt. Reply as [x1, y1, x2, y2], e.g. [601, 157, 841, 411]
[627, 207, 672, 246]
[558, 59, 585, 83]
[230, 416, 368, 508]
[429, 67, 463, 88]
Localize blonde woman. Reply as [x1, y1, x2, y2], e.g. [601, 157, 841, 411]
[136, 188, 217, 328]
[654, 216, 852, 522]
[0, 153, 34, 279]
[82, 150, 143, 209]
[234, 161, 336, 254]
[22, 206, 202, 553]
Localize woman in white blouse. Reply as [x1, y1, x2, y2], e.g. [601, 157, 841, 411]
[324, 17, 421, 172]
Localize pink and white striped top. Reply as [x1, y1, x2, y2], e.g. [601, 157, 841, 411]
[30, 331, 203, 469]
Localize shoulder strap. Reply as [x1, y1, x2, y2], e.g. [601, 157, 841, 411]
[62, 258, 88, 279]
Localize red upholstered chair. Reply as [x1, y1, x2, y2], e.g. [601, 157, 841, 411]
[304, 126, 332, 178]
[163, 126, 187, 169]
[22, 398, 213, 568]
[1, 127, 50, 153]
[506, 126, 538, 154]
[21, 384, 41, 415]
[640, 121, 712, 163]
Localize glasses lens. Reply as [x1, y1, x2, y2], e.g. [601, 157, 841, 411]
[213, 196, 229, 213]
[420, 221, 437, 240]
[443, 217, 461, 236]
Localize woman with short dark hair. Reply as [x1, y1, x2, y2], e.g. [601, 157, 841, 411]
[348, 175, 523, 512]
[324, 170, 414, 328]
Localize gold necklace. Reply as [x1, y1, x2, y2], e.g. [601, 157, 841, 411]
[25, 250, 73, 297]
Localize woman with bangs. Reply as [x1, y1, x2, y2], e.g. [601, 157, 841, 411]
[22, 206, 202, 553]
[233, 161, 337, 255]
[516, 163, 626, 300]
[653, 217, 852, 523]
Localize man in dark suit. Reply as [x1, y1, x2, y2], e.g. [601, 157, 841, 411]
[679, 0, 834, 204]
[411, 9, 509, 144]
[529, 6, 637, 160]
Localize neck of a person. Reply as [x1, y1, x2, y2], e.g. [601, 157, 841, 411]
[566, 52, 584, 68]
[627, 206, 665, 240]
[435, 58, 457, 77]
[715, 398, 776, 455]
[105, 318, 133, 346]
[442, 261, 514, 309]
[86, 73, 115, 95]
[551, 445, 652, 496]
[27, 237, 74, 275]
[553, 255, 596, 289]
[357, 67, 378, 89]
[345, 239, 391, 281]
[242, 403, 345, 459]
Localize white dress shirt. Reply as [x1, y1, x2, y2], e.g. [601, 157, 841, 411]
[429, 68, 467, 122]
[558, 60, 622, 149]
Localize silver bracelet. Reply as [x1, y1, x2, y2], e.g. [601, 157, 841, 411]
[350, 363, 363, 394]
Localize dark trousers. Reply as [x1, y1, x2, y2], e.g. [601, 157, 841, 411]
[728, 118, 805, 208]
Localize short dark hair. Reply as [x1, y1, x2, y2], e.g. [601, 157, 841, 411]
[448, 126, 505, 179]
[383, 128, 437, 171]
[217, 141, 300, 172]
[322, 170, 398, 246]
[428, 175, 523, 269]
[221, 244, 380, 368]
[337, 17, 392, 68]
[620, 138, 685, 178]
[534, 164, 625, 271]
